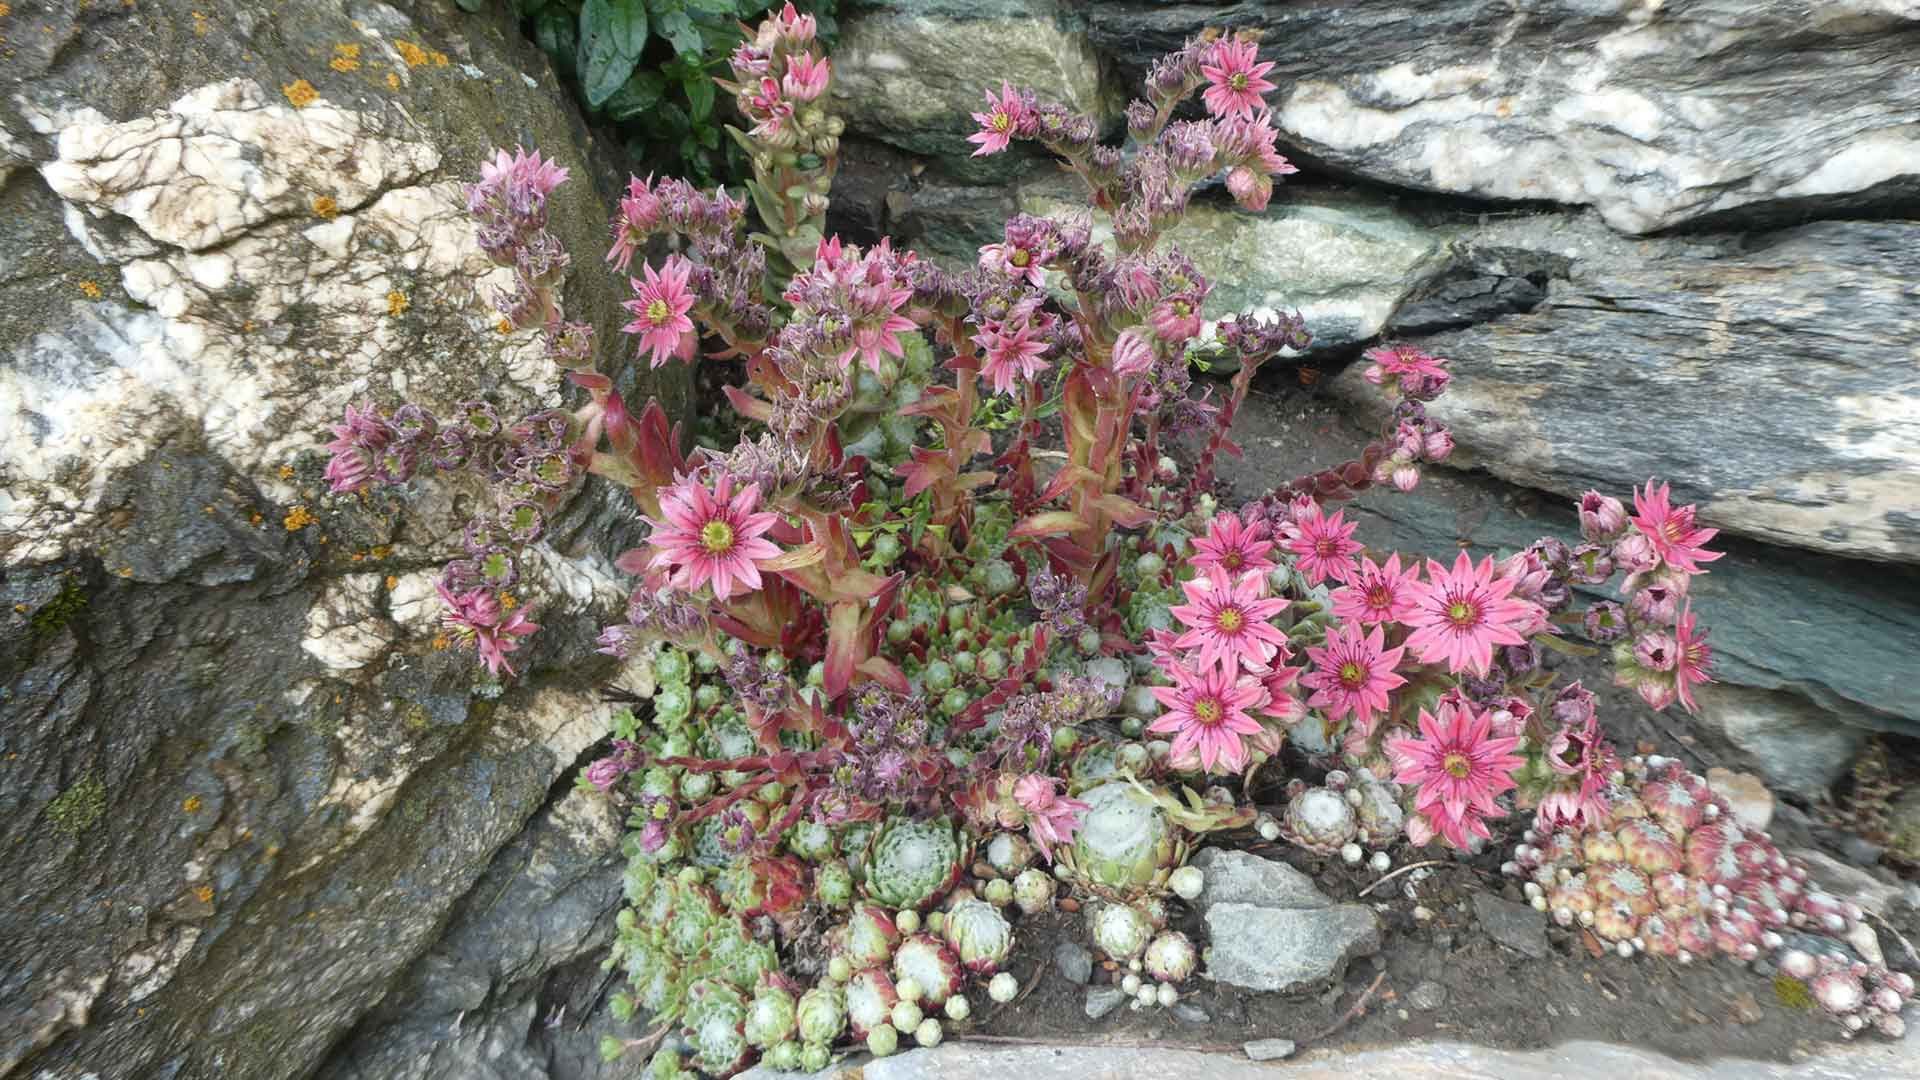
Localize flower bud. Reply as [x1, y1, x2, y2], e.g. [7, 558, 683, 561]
[1634, 631, 1678, 672]
[1422, 426, 1454, 461]
[1579, 491, 1628, 539]
[1583, 601, 1628, 643]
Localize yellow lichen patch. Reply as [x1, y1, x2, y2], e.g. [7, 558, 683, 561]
[431, 633, 451, 651]
[499, 592, 518, 610]
[311, 194, 338, 219]
[283, 505, 316, 532]
[78, 280, 102, 299]
[282, 79, 318, 108]
[182, 795, 203, 814]
[190, 10, 209, 35]
[386, 72, 400, 91]
[395, 39, 428, 67]
[430, 50, 449, 67]
[330, 43, 361, 72]
[496, 318, 514, 334]
[278, 464, 296, 481]
[386, 290, 410, 316]
[0, 3, 11, 17]
[194, 885, 215, 904]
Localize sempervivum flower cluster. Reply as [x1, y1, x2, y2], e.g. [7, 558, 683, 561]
[1778, 948, 1916, 1038]
[1509, 757, 1876, 971]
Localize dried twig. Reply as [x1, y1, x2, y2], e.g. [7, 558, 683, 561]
[1012, 961, 1047, 1006]
[1356, 859, 1447, 898]
[1867, 909, 1920, 968]
[1304, 972, 1387, 1043]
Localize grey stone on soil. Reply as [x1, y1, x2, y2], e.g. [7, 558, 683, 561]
[1687, 686, 1867, 797]
[1243, 1038, 1297, 1062]
[1216, 404, 1920, 740]
[1189, 848, 1333, 914]
[1472, 893, 1550, 960]
[830, 0, 1120, 183]
[1084, 986, 1128, 1021]
[1054, 941, 1093, 985]
[1084, 1, 1920, 234]
[0, 2, 677, 1077]
[1407, 980, 1448, 1011]
[1338, 215, 1920, 566]
[1202, 902, 1383, 994]
[1170, 1002, 1211, 1025]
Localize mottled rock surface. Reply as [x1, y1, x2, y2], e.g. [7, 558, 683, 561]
[0, 2, 679, 1077]
[1338, 215, 1920, 566]
[831, 0, 1119, 182]
[1085, 0, 1920, 233]
[1203, 902, 1382, 994]
[1190, 847, 1333, 913]
[1471, 893, 1550, 960]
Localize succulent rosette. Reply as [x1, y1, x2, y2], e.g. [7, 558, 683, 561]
[1144, 929, 1197, 982]
[1087, 900, 1155, 962]
[1060, 781, 1186, 901]
[743, 985, 798, 1049]
[861, 816, 968, 910]
[795, 983, 848, 1046]
[838, 903, 900, 968]
[1279, 781, 1359, 853]
[682, 980, 753, 1078]
[942, 899, 1014, 974]
[845, 967, 901, 1038]
[891, 933, 965, 1007]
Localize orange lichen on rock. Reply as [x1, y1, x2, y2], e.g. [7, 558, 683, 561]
[282, 79, 318, 108]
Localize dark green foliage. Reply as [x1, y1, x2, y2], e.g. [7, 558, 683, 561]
[498, 0, 839, 186]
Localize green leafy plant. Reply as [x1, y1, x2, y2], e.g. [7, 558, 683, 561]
[496, 0, 837, 186]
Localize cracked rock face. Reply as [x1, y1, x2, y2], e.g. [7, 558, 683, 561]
[0, 2, 680, 1077]
[1086, 0, 1920, 233]
[1338, 214, 1920, 566]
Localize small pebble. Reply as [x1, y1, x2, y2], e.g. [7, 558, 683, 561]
[1054, 942, 1093, 985]
[1243, 1038, 1296, 1062]
[1170, 1002, 1210, 1025]
[1408, 980, 1447, 1011]
[1084, 987, 1127, 1020]
[1413, 905, 1435, 922]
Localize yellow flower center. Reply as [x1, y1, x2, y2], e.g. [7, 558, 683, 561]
[1229, 72, 1250, 91]
[1010, 249, 1030, 266]
[1447, 599, 1477, 628]
[1222, 551, 1243, 569]
[992, 112, 1012, 133]
[1443, 751, 1472, 779]
[700, 520, 735, 555]
[1215, 606, 1244, 633]
[646, 298, 671, 325]
[1339, 661, 1365, 688]
[1193, 697, 1222, 725]
[1367, 586, 1392, 609]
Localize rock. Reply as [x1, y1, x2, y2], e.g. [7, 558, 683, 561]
[1472, 893, 1550, 960]
[1690, 686, 1867, 797]
[1213, 406, 1920, 738]
[1021, 184, 1451, 359]
[1847, 923, 1886, 968]
[1338, 215, 1920, 566]
[1889, 788, 1920, 865]
[1839, 835, 1887, 869]
[1728, 992, 1765, 1026]
[1243, 1038, 1297, 1062]
[0, 2, 678, 1077]
[831, 0, 1119, 182]
[1084, 986, 1128, 1021]
[1085, 1, 1920, 234]
[1705, 768, 1776, 831]
[1407, 980, 1447, 1011]
[1053, 942, 1093, 985]
[1170, 1002, 1211, 1025]
[1189, 848, 1333, 914]
[1202, 902, 1383, 993]
[740, 1036, 1920, 1079]
[1790, 849, 1906, 917]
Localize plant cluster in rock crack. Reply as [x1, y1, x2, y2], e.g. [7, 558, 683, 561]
[483, 0, 838, 188]
[321, 9, 1913, 1075]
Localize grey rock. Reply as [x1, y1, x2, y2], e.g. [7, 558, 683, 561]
[0, 2, 678, 1077]
[1408, 980, 1448, 1011]
[1472, 893, 1550, 960]
[1086, 1, 1920, 234]
[1170, 1002, 1211, 1025]
[1791, 849, 1906, 918]
[1338, 216, 1920, 566]
[831, 0, 1119, 182]
[1202, 902, 1383, 993]
[1053, 942, 1093, 985]
[1840, 836, 1887, 869]
[1688, 686, 1866, 797]
[1215, 405, 1920, 737]
[1889, 788, 1920, 865]
[1021, 183, 1450, 359]
[748, 1036, 1920, 1079]
[1084, 986, 1128, 1021]
[1243, 1038, 1297, 1062]
[1189, 848, 1333, 914]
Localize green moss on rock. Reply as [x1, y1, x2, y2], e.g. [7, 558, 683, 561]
[47, 774, 108, 835]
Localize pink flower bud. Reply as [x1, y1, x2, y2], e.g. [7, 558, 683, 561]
[1225, 166, 1272, 211]
[1629, 583, 1680, 625]
[1636, 673, 1679, 712]
[1422, 427, 1454, 461]
[1634, 631, 1678, 671]
[1391, 462, 1420, 492]
[1612, 531, 1657, 576]
[1579, 491, 1628, 540]
[1363, 363, 1386, 385]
